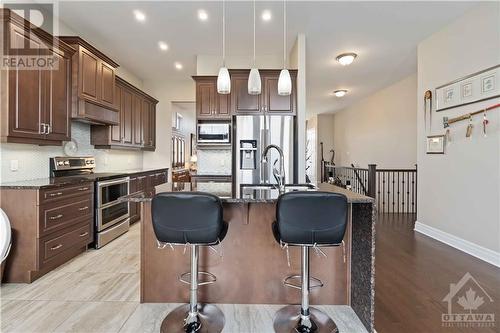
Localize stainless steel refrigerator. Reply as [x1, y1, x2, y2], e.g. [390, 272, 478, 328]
[234, 115, 295, 195]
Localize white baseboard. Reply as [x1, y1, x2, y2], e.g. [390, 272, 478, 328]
[414, 221, 500, 268]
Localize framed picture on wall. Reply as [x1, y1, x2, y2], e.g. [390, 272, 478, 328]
[190, 133, 196, 156]
[426, 135, 445, 154]
[435, 64, 500, 111]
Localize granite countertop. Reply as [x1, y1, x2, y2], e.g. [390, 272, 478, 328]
[0, 167, 169, 189]
[120, 181, 374, 204]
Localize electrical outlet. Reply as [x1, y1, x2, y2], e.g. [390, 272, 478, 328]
[10, 160, 19, 171]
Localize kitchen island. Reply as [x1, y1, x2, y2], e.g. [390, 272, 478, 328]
[122, 182, 376, 332]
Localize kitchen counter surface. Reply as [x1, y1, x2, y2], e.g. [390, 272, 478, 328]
[120, 181, 374, 204]
[0, 167, 169, 189]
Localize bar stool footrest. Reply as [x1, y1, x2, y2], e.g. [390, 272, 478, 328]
[179, 271, 217, 286]
[283, 274, 324, 290]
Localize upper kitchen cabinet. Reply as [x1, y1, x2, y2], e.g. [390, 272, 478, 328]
[59, 36, 120, 125]
[91, 76, 158, 150]
[231, 69, 297, 115]
[193, 76, 231, 120]
[0, 9, 75, 146]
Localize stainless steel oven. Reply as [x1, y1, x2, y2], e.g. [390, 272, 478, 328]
[197, 123, 231, 144]
[96, 177, 130, 248]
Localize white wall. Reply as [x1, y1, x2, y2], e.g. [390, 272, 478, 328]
[0, 14, 146, 183]
[314, 114, 336, 180]
[331, 74, 417, 168]
[196, 55, 283, 75]
[417, 3, 500, 256]
[142, 79, 196, 171]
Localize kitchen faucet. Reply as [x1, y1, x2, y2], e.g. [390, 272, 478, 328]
[261, 144, 286, 192]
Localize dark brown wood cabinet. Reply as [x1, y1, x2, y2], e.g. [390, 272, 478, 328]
[91, 76, 158, 150]
[0, 9, 74, 146]
[193, 77, 231, 120]
[231, 69, 297, 115]
[59, 36, 120, 125]
[129, 170, 168, 224]
[1, 182, 94, 283]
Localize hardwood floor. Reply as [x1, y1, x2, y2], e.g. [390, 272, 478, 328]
[374, 213, 500, 333]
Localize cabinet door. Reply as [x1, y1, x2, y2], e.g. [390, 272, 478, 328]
[8, 24, 45, 140]
[133, 94, 143, 146]
[263, 74, 295, 114]
[45, 49, 71, 141]
[150, 104, 156, 148]
[110, 84, 122, 144]
[231, 74, 261, 114]
[142, 100, 150, 147]
[99, 61, 115, 109]
[121, 88, 133, 145]
[196, 81, 216, 118]
[79, 48, 99, 102]
[216, 92, 231, 119]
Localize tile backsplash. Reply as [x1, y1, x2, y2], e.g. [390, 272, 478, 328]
[196, 149, 232, 175]
[0, 122, 143, 183]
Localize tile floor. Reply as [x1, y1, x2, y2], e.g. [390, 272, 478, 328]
[0, 223, 368, 333]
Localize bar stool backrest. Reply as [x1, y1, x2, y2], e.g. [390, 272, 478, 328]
[276, 191, 348, 245]
[152, 192, 224, 245]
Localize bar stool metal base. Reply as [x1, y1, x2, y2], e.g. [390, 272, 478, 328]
[160, 304, 225, 333]
[273, 305, 338, 333]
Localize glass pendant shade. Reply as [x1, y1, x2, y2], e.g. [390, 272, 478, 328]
[278, 69, 292, 96]
[217, 67, 231, 94]
[248, 68, 261, 95]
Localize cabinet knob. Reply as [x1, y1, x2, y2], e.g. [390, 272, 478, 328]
[79, 232, 89, 237]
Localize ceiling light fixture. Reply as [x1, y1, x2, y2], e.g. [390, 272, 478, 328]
[333, 89, 348, 97]
[158, 41, 168, 51]
[277, 0, 291, 96]
[336, 52, 357, 66]
[248, 0, 261, 95]
[198, 9, 208, 21]
[174, 62, 183, 70]
[217, 0, 230, 94]
[133, 10, 146, 22]
[261, 10, 272, 21]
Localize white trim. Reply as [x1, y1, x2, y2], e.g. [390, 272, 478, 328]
[415, 221, 500, 268]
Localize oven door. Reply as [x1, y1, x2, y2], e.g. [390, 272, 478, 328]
[98, 177, 130, 207]
[97, 201, 130, 231]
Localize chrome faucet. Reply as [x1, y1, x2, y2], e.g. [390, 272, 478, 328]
[261, 144, 285, 192]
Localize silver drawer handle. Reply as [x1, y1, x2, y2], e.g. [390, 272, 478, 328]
[49, 214, 63, 220]
[79, 232, 89, 237]
[78, 187, 89, 191]
[78, 206, 89, 211]
[49, 192, 63, 197]
[50, 244, 63, 250]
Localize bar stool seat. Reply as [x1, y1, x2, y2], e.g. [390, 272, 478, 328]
[152, 192, 228, 333]
[273, 191, 348, 333]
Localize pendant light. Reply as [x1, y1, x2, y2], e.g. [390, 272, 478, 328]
[278, 0, 291, 96]
[248, 0, 261, 95]
[217, 0, 230, 94]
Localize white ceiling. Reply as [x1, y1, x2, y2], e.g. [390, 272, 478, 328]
[58, 1, 478, 115]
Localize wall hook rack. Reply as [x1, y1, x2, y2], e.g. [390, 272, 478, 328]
[443, 103, 500, 128]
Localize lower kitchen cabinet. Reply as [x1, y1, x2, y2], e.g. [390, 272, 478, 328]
[0, 182, 94, 283]
[129, 169, 168, 224]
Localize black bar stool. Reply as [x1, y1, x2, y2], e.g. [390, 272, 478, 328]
[272, 191, 348, 333]
[152, 192, 228, 333]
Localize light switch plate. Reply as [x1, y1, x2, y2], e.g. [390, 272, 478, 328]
[10, 160, 19, 171]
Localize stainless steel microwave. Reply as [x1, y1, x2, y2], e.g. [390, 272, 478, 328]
[197, 123, 231, 144]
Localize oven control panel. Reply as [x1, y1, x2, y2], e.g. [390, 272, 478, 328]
[50, 157, 95, 171]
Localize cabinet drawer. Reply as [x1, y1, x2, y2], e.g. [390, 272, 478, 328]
[40, 196, 93, 237]
[39, 222, 92, 266]
[136, 175, 147, 191]
[40, 183, 93, 204]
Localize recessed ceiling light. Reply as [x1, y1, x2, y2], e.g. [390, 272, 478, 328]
[336, 53, 357, 66]
[198, 9, 208, 21]
[174, 62, 183, 70]
[333, 89, 348, 97]
[133, 10, 146, 22]
[158, 41, 168, 51]
[261, 10, 272, 21]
